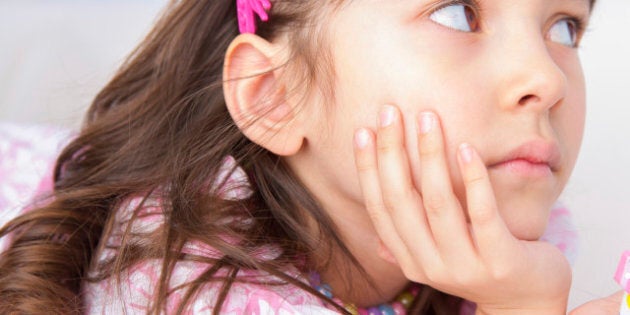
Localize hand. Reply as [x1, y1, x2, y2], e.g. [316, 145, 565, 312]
[352, 105, 571, 314]
[570, 291, 625, 315]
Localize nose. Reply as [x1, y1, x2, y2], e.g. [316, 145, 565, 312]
[492, 33, 568, 112]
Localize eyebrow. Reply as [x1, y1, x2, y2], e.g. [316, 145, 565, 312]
[566, 0, 596, 12]
[562, 0, 595, 9]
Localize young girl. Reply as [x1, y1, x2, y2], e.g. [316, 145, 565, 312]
[0, 0, 619, 314]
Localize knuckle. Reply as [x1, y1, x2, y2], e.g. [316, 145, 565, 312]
[423, 269, 442, 284]
[394, 258, 421, 281]
[418, 137, 441, 157]
[401, 268, 425, 283]
[423, 265, 449, 285]
[355, 160, 376, 173]
[364, 202, 390, 225]
[381, 191, 406, 211]
[391, 185, 416, 201]
[381, 177, 415, 201]
[450, 270, 476, 286]
[423, 193, 450, 214]
[384, 188, 412, 209]
[464, 171, 486, 186]
[365, 199, 386, 213]
[376, 138, 400, 154]
[488, 263, 515, 282]
[470, 203, 496, 225]
[380, 198, 396, 214]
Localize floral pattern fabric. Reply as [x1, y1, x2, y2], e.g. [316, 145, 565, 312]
[0, 123, 579, 314]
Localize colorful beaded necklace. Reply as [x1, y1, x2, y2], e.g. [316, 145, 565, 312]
[308, 272, 420, 315]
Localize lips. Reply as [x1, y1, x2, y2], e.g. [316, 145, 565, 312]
[488, 140, 561, 173]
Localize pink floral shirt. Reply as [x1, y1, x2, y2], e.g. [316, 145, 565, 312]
[0, 123, 578, 314]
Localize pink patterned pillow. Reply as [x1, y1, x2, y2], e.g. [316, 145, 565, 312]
[0, 123, 71, 251]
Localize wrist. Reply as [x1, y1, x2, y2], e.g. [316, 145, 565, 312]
[475, 304, 567, 315]
[475, 299, 568, 315]
[475, 308, 565, 315]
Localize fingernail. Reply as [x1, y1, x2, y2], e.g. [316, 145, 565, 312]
[379, 105, 396, 128]
[460, 143, 474, 164]
[355, 128, 370, 149]
[418, 112, 435, 134]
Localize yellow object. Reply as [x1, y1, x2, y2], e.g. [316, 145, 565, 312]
[621, 292, 630, 315]
[396, 291, 415, 309]
[344, 304, 359, 315]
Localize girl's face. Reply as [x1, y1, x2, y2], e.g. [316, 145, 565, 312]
[292, 0, 589, 240]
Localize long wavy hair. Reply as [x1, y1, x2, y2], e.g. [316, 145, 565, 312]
[0, 0, 596, 313]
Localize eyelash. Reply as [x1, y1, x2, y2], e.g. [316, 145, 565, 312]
[567, 17, 586, 34]
[427, 0, 589, 45]
[560, 15, 587, 41]
[427, 0, 482, 31]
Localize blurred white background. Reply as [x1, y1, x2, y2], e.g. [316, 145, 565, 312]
[0, 0, 166, 128]
[0, 0, 629, 310]
[564, 0, 630, 308]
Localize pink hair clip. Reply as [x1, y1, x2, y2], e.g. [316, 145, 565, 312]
[237, 0, 272, 34]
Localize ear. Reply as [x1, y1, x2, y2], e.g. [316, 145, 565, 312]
[223, 34, 305, 156]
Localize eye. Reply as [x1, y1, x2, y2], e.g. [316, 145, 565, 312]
[429, 3, 480, 32]
[548, 18, 579, 47]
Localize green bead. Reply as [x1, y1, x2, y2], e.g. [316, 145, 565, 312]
[396, 292, 414, 309]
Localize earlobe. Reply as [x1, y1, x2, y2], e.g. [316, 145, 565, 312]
[223, 34, 305, 156]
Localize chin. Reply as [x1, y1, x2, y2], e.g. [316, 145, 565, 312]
[506, 220, 548, 241]
[498, 200, 553, 241]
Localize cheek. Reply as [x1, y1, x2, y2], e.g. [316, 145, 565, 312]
[395, 75, 487, 198]
[555, 54, 587, 161]
[556, 89, 586, 177]
[556, 60, 587, 172]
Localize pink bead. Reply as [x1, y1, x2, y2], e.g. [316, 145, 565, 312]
[409, 285, 420, 296]
[391, 301, 406, 315]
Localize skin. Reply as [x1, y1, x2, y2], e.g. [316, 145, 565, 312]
[224, 0, 622, 313]
[287, 0, 589, 312]
[284, 0, 589, 310]
[293, 0, 588, 244]
[570, 291, 625, 314]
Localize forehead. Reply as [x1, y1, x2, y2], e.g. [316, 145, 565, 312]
[558, 0, 596, 11]
[362, 0, 596, 13]
[547, 0, 594, 10]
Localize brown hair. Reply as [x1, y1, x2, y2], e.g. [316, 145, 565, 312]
[2, 0, 597, 313]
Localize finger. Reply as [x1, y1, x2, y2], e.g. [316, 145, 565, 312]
[374, 105, 438, 265]
[353, 127, 412, 266]
[416, 111, 475, 260]
[457, 143, 515, 262]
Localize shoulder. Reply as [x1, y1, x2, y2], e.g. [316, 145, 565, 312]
[85, 260, 339, 314]
[207, 269, 339, 315]
[86, 192, 336, 314]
